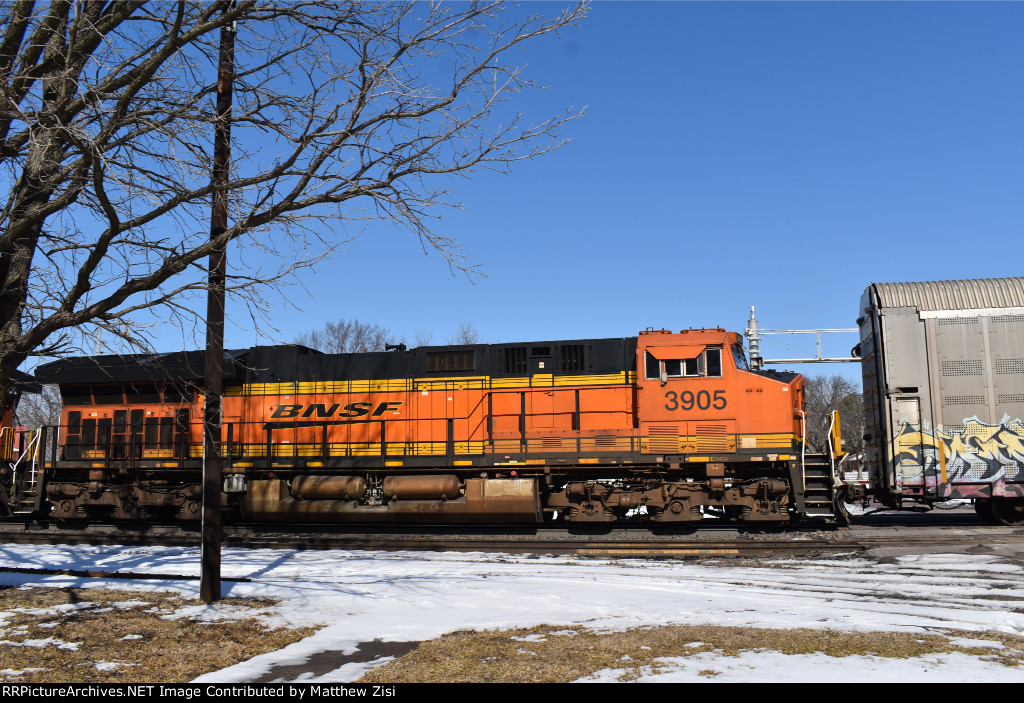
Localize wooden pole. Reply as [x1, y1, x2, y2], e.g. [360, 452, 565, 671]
[201, 6, 235, 604]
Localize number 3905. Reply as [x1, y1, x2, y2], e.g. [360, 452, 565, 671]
[664, 390, 726, 411]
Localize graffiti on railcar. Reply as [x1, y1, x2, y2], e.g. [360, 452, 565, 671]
[890, 418, 1024, 485]
[939, 418, 1024, 483]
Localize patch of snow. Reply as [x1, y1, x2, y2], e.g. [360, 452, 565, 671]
[577, 650, 1024, 682]
[948, 637, 1006, 649]
[0, 636, 81, 650]
[1, 543, 1024, 682]
[0, 667, 45, 677]
[95, 661, 128, 671]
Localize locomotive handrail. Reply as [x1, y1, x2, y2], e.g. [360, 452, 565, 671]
[0, 426, 14, 462]
[10, 428, 40, 472]
[43, 408, 759, 469]
[798, 409, 807, 493]
[45, 415, 746, 464]
[7, 427, 42, 514]
[825, 411, 837, 480]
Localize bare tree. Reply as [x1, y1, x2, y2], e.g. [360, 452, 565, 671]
[803, 374, 863, 455]
[413, 328, 434, 347]
[837, 390, 865, 458]
[447, 319, 480, 345]
[14, 384, 61, 427]
[296, 318, 394, 354]
[0, 1, 586, 400]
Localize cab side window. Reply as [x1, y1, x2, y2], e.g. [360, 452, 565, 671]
[705, 348, 722, 377]
[645, 351, 660, 380]
[646, 348, 723, 379]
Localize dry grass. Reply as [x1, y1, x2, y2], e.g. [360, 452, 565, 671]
[6, 585, 1023, 684]
[0, 586, 318, 683]
[358, 623, 1024, 683]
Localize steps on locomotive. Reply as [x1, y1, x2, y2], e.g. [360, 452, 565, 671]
[801, 455, 838, 518]
[2, 466, 43, 516]
[10, 473, 43, 515]
[3, 429, 46, 517]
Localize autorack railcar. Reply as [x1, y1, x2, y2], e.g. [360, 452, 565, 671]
[853, 276, 1024, 525]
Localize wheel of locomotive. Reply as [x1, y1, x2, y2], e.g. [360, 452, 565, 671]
[974, 498, 997, 525]
[989, 497, 1024, 526]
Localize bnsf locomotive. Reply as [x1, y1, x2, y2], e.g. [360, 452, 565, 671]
[12, 327, 841, 525]
[5, 275, 1022, 526]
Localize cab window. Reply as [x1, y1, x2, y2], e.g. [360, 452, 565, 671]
[705, 348, 722, 377]
[646, 348, 723, 379]
[732, 344, 749, 371]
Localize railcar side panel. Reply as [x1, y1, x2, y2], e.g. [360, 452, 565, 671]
[858, 277, 1024, 523]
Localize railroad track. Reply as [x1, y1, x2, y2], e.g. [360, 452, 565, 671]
[0, 519, 849, 557]
[2, 517, 1021, 561]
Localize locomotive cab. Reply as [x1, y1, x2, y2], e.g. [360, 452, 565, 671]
[582, 328, 819, 523]
[636, 328, 805, 459]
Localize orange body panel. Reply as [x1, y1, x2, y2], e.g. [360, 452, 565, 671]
[52, 329, 803, 465]
[637, 329, 803, 447]
[37, 330, 822, 525]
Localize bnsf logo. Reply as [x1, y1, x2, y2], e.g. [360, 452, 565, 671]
[271, 401, 403, 419]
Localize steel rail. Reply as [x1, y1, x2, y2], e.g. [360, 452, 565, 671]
[2, 520, 1020, 559]
[0, 521, 853, 557]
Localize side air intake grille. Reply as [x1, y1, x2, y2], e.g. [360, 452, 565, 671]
[995, 359, 1024, 375]
[944, 395, 986, 406]
[427, 350, 475, 372]
[503, 347, 527, 374]
[560, 344, 585, 372]
[941, 359, 983, 376]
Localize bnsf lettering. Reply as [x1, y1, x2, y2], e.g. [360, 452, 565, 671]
[302, 403, 340, 418]
[272, 401, 403, 420]
[341, 402, 373, 417]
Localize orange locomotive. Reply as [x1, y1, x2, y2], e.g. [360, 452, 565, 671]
[29, 328, 841, 523]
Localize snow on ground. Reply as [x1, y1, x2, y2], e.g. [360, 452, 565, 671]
[2, 543, 1024, 682]
[578, 650, 1024, 683]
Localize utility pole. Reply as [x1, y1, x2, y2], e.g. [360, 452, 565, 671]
[201, 5, 235, 604]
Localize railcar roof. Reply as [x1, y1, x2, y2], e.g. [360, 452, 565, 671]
[870, 277, 1024, 312]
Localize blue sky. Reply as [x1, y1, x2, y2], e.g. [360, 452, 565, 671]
[232, 1, 1022, 380]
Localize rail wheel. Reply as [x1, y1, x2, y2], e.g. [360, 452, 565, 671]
[989, 497, 1024, 526]
[974, 498, 997, 525]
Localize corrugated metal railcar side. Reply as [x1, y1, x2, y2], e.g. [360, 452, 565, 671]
[857, 277, 1024, 523]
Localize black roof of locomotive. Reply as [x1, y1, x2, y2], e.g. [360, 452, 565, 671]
[34, 348, 253, 385]
[245, 337, 639, 383]
[7, 368, 41, 393]
[31, 336, 642, 386]
[27, 333, 790, 387]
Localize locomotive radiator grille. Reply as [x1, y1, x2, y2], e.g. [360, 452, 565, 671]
[645, 425, 680, 453]
[693, 424, 732, 452]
